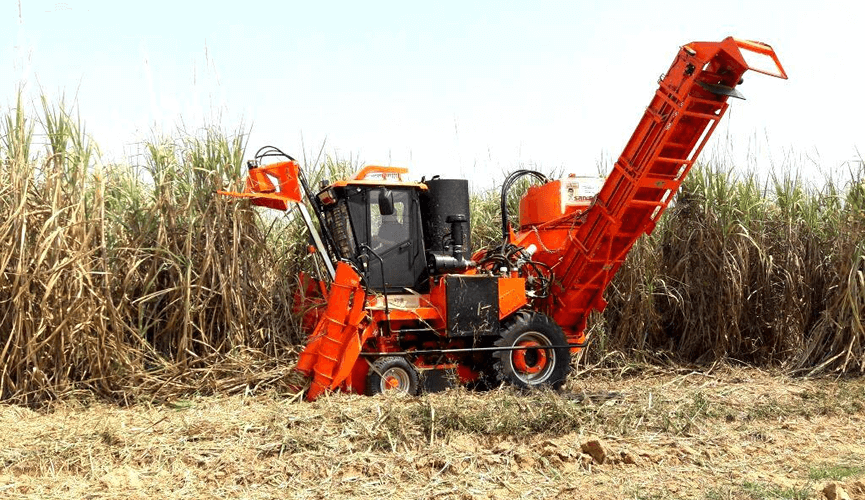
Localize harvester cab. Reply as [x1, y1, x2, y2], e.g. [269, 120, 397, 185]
[220, 37, 787, 401]
[315, 166, 475, 292]
[317, 167, 429, 292]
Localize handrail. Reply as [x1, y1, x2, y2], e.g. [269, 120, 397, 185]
[352, 165, 408, 181]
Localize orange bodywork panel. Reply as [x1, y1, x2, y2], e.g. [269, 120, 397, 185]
[519, 180, 569, 228]
[513, 37, 786, 341]
[519, 179, 593, 229]
[498, 277, 528, 319]
[218, 160, 303, 211]
[372, 307, 443, 323]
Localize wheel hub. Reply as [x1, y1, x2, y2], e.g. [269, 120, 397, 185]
[493, 313, 570, 390]
[513, 340, 547, 374]
[379, 367, 411, 393]
[508, 331, 556, 384]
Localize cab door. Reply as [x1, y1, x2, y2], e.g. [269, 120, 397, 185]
[365, 188, 426, 292]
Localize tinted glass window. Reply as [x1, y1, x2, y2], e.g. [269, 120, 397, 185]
[370, 191, 410, 253]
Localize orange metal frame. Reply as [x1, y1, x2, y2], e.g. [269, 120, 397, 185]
[218, 161, 302, 211]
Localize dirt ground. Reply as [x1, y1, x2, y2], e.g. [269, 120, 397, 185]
[0, 365, 863, 499]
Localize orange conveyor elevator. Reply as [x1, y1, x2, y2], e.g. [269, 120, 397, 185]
[514, 37, 787, 345]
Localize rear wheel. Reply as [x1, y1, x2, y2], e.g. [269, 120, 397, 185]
[366, 356, 420, 396]
[493, 312, 571, 389]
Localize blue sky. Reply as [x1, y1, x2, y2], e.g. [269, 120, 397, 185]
[4, 1, 864, 187]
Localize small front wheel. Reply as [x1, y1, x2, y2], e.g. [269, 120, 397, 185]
[366, 356, 420, 396]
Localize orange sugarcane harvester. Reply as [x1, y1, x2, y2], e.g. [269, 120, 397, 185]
[220, 37, 787, 400]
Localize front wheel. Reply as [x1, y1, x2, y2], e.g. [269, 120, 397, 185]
[493, 312, 571, 390]
[366, 356, 420, 396]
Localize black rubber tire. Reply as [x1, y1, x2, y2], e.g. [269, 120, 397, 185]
[366, 356, 421, 396]
[493, 312, 571, 390]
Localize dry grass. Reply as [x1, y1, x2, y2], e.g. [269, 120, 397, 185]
[596, 160, 865, 374]
[0, 96, 308, 404]
[1, 95, 864, 406]
[0, 366, 862, 499]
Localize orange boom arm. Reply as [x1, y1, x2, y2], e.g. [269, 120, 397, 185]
[514, 37, 787, 344]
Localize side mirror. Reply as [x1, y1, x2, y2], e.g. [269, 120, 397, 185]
[378, 188, 395, 216]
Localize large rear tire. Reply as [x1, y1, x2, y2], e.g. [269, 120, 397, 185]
[493, 312, 571, 390]
[366, 356, 420, 396]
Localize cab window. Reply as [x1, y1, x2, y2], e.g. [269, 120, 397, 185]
[370, 191, 410, 252]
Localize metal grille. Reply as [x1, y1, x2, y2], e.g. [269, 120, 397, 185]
[326, 202, 356, 258]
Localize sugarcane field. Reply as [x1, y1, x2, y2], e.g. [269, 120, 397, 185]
[3, 3, 865, 500]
